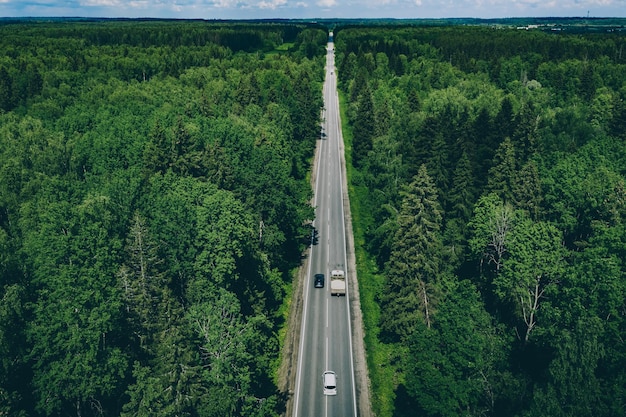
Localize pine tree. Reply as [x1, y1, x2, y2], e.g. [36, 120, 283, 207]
[447, 152, 476, 221]
[380, 165, 443, 341]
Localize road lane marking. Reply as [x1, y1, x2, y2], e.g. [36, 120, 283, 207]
[326, 297, 329, 328]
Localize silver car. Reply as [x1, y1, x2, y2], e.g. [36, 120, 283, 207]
[323, 371, 337, 396]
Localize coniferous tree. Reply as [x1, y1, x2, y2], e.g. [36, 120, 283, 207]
[512, 101, 539, 162]
[143, 119, 172, 174]
[121, 298, 204, 417]
[447, 152, 476, 221]
[443, 152, 476, 265]
[397, 114, 432, 174]
[0, 66, 12, 112]
[609, 91, 626, 140]
[427, 131, 450, 200]
[472, 106, 497, 185]
[352, 83, 375, 167]
[117, 213, 168, 352]
[486, 137, 517, 204]
[513, 160, 542, 220]
[407, 85, 421, 113]
[380, 165, 443, 341]
[494, 96, 515, 140]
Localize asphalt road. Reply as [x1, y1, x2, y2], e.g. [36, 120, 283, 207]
[293, 37, 358, 417]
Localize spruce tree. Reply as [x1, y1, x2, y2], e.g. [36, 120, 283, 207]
[444, 152, 476, 265]
[513, 160, 542, 220]
[380, 165, 443, 341]
[427, 132, 450, 200]
[487, 137, 517, 204]
[352, 83, 375, 168]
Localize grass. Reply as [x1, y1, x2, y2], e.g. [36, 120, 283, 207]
[272, 268, 294, 387]
[338, 91, 400, 417]
[265, 42, 295, 56]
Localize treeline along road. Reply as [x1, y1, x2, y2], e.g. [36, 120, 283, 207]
[0, 20, 328, 417]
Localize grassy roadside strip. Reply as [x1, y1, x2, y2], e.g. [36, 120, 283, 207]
[273, 266, 295, 385]
[338, 91, 399, 417]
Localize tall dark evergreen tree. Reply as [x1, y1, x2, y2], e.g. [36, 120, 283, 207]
[380, 165, 443, 341]
[143, 119, 172, 174]
[427, 131, 450, 200]
[486, 137, 517, 204]
[443, 152, 476, 265]
[513, 160, 542, 220]
[472, 106, 497, 186]
[512, 101, 539, 163]
[0, 66, 12, 112]
[494, 95, 515, 140]
[609, 91, 626, 140]
[352, 83, 375, 167]
[117, 213, 169, 352]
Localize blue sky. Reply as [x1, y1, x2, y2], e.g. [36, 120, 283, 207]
[1, 0, 625, 20]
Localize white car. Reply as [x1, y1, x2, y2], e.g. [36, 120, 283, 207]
[323, 371, 337, 396]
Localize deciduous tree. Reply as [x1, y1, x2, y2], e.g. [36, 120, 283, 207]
[495, 217, 566, 342]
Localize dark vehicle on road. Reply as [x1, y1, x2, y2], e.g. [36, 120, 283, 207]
[314, 273, 325, 288]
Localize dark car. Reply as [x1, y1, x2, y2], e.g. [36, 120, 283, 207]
[314, 273, 325, 288]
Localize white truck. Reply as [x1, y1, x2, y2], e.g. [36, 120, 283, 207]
[330, 270, 346, 296]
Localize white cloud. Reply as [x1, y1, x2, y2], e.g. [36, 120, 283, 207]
[80, 0, 121, 6]
[317, 0, 337, 7]
[209, 0, 239, 7]
[1, 0, 625, 19]
[258, 0, 287, 8]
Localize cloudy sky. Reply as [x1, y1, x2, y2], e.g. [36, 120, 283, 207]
[1, 0, 624, 20]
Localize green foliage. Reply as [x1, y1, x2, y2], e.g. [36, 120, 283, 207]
[336, 24, 626, 417]
[0, 20, 326, 417]
[352, 82, 376, 167]
[380, 165, 443, 341]
[496, 216, 567, 342]
[23, 195, 128, 415]
[526, 317, 605, 417]
[487, 137, 518, 203]
[405, 279, 513, 417]
[468, 193, 515, 275]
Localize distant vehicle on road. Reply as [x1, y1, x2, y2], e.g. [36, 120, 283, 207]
[330, 270, 346, 296]
[314, 273, 325, 288]
[323, 371, 337, 395]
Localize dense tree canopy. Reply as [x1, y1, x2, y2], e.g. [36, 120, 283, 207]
[335, 23, 626, 417]
[0, 20, 326, 416]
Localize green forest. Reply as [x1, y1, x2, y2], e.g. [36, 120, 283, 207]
[3, 18, 626, 417]
[0, 20, 327, 416]
[334, 25, 626, 417]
